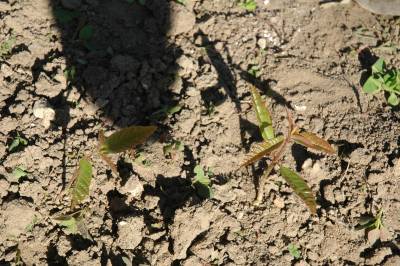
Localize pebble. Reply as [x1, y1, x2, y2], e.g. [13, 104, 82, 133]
[33, 99, 56, 129]
[257, 38, 268, 50]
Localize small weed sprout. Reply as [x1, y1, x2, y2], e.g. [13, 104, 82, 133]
[8, 134, 28, 152]
[362, 58, 400, 106]
[238, 0, 257, 11]
[288, 243, 301, 259]
[356, 209, 389, 244]
[192, 165, 213, 199]
[0, 32, 16, 58]
[55, 125, 156, 238]
[240, 86, 335, 213]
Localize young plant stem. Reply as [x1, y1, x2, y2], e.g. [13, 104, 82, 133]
[253, 108, 296, 206]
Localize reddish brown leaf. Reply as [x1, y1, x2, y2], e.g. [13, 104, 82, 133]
[292, 131, 335, 154]
[240, 135, 284, 168]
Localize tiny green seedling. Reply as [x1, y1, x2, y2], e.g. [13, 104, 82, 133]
[70, 157, 93, 209]
[174, 0, 186, 5]
[55, 157, 93, 240]
[192, 165, 213, 199]
[241, 86, 335, 213]
[64, 66, 76, 84]
[25, 215, 39, 232]
[0, 33, 16, 59]
[54, 209, 92, 241]
[98, 125, 157, 173]
[12, 166, 28, 181]
[150, 104, 182, 120]
[248, 65, 261, 78]
[238, 0, 257, 11]
[362, 58, 400, 106]
[163, 140, 184, 159]
[8, 134, 28, 152]
[356, 209, 388, 244]
[288, 243, 301, 259]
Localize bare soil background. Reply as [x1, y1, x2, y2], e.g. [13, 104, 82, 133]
[0, 0, 399, 265]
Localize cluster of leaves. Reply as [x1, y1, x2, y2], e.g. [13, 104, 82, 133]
[238, 0, 257, 11]
[356, 209, 389, 244]
[55, 126, 156, 238]
[240, 87, 335, 213]
[362, 58, 400, 106]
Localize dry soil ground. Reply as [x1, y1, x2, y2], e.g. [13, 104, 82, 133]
[0, 0, 399, 265]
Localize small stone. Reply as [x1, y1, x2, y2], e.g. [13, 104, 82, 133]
[9, 104, 25, 114]
[257, 38, 268, 50]
[33, 100, 56, 129]
[0, 179, 9, 198]
[119, 175, 144, 201]
[170, 76, 183, 94]
[273, 197, 285, 209]
[61, 0, 82, 10]
[116, 216, 145, 250]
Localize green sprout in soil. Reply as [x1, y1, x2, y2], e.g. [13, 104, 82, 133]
[99, 125, 157, 173]
[150, 104, 182, 120]
[356, 209, 389, 244]
[174, 0, 186, 5]
[8, 134, 28, 152]
[192, 165, 213, 199]
[0, 33, 16, 58]
[288, 243, 301, 259]
[55, 125, 156, 239]
[25, 215, 39, 232]
[12, 166, 28, 181]
[240, 86, 335, 213]
[238, 0, 257, 11]
[163, 140, 184, 159]
[362, 58, 400, 106]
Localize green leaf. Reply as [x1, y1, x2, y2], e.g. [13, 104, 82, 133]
[279, 166, 317, 214]
[8, 135, 28, 152]
[25, 215, 39, 232]
[292, 131, 335, 154]
[70, 158, 93, 208]
[0, 34, 16, 58]
[64, 66, 76, 83]
[288, 243, 301, 259]
[250, 86, 274, 141]
[55, 212, 92, 240]
[79, 25, 94, 41]
[372, 58, 385, 74]
[163, 140, 184, 157]
[362, 76, 381, 94]
[174, 0, 186, 5]
[239, 0, 257, 11]
[240, 135, 284, 167]
[57, 216, 78, 234]
[54, 8, 79, 24]
[387, 93, 399, 106]
[167, 105, 182, 115]
[13, 166, 28, 180]
[99, 125, 157, 154]
[355, 214, 376, 230]
[193, 165, 213, 199]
